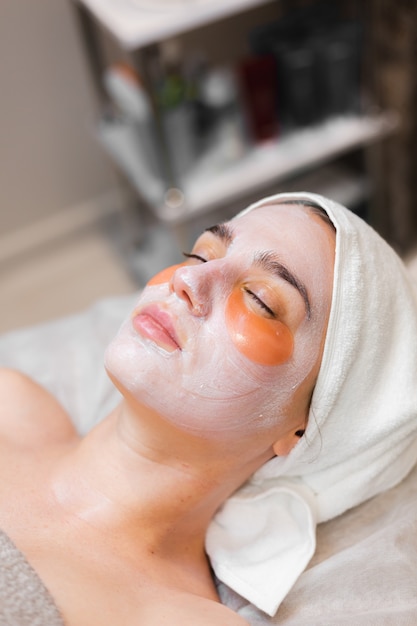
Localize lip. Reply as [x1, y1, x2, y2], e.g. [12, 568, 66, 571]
[132, 304, 181, 352]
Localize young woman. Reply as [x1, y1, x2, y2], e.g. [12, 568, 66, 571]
[0, 192, 416, 625]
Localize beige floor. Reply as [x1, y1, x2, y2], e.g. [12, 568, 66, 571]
[0, 228, 139, 334]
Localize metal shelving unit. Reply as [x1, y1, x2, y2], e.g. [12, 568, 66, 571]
[72, 0, 399, 234]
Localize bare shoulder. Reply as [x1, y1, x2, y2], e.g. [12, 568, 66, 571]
[131, 593, 250, 626]
[205, 605, 249, 626]
[0, 367, 78, 448]
[157, 592, 250, 626]
[189, 600, 249, 626]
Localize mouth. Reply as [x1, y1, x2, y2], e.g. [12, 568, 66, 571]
[132, 304, 181, 352]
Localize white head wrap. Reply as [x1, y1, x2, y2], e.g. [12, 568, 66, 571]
[206, 192, 417, 616]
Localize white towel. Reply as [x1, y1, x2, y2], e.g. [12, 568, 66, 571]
[206, 192, 417, 616]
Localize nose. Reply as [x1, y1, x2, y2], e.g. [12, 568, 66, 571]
[169, 262, 220, 317]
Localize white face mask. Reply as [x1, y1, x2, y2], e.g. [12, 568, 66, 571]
[104, 205, 334, 440]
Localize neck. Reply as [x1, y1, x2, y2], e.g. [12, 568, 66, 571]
[50, 400, 271, 564]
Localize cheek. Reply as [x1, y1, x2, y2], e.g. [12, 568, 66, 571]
[225, 289, 294, 366]
[147, 263, 183, 286]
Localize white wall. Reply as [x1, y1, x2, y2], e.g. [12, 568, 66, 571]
[0, 0, 116, 237]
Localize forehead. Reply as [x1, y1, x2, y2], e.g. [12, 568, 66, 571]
[231, 203, 331, 255]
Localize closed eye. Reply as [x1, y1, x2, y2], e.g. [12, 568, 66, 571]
[183, 252, 207, 263]
[244, 288, 276, 318]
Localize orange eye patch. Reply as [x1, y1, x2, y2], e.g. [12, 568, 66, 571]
[225, 289, 294, 366]
[147, 263, 183, 286]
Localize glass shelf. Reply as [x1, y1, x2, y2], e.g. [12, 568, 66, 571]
[75, 0, 274, 49]
[98, 111, 399, 224]
[171, 113, 398, 222]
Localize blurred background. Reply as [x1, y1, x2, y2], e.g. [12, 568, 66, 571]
[1, 0, 416, 333]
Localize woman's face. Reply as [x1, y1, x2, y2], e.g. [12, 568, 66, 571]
[105, 204, 335, 441]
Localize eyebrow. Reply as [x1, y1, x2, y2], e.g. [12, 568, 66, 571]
[254, 252, 311, 320]
[205, 223, 311, 319]
[205, 223, 234, 245]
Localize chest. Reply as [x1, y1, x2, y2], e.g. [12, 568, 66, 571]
[0, 527, 228, 626]
[0, 453, 232, 625]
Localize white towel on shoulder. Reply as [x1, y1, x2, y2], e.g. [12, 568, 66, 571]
[206, 192, 417, 616]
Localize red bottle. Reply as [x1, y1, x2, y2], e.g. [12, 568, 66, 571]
[238, 54, 279, 143]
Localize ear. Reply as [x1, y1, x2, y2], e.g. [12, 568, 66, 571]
[272, 427, 305, 457]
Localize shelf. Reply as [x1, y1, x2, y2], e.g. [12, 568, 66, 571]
[155, 112, 399, 223]
[98, 112, 398, 225]
[75, 0, 274, 49]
